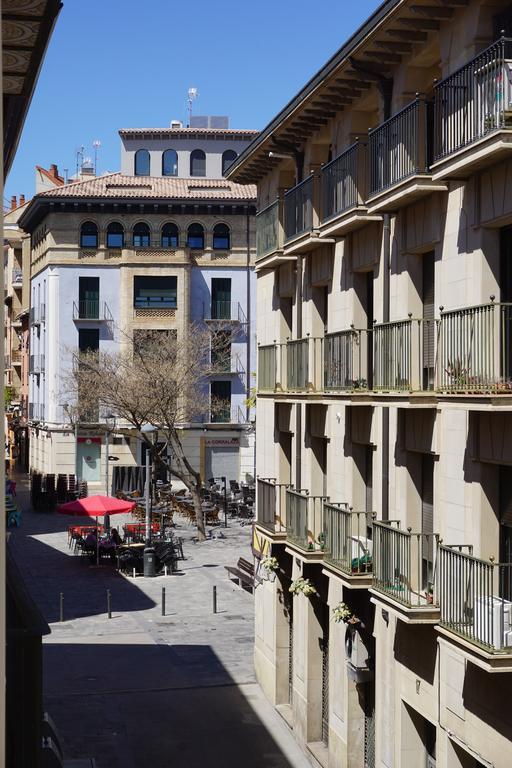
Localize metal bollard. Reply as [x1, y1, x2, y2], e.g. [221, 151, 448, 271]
[107, 589, 112, 619]
[59, 592, 64, 623]
[212, 585, 217, 614]
[161, 587, 166, 617]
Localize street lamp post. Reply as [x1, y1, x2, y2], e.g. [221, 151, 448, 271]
[104, 413, 116, 534]
[141, 423, 158, 577]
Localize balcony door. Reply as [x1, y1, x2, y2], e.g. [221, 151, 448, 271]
[210, 380, 231, 422]
[422, 252, 435, 390]
[211, 278, 231, 320]
[421, 453, 434, 591]
[499, 466, 512, 601]
[500, 226, 512, 383]
[79, 276, 99, 319]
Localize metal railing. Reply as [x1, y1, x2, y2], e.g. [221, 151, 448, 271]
[258, 344, 276, 391]
[324, 503, 373, 576]
[203, 300, 247, 324]
[437, 300, 512, 393]
[287, 338, 309, 390]
[369, 97, 432, 197]
[29, 355, 45, 374]
[434, 37, 512, 161]
[373, 317, 437, 392]
[284, 176, 313, 242]
[324, 328, 369, 391]
[256, 200, 283, 259]
[11, 268, 23, 284]
[439, 546, 512, 651]
[29, 304, 45, 326]
[321, 142, 364, 221]
[73, 299, 100, 320]
[286, 489, 327, 551]
[257, 479, 290, 532]
[373, 522, 440, 608]
[4, 356, 11, 369]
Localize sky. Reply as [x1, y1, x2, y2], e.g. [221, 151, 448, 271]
[5, 0, 382, 205]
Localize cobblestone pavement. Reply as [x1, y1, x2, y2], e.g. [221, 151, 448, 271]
[9, 479, 312, 768]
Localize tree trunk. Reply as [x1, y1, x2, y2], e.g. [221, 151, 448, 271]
[192, 485, 206, 541]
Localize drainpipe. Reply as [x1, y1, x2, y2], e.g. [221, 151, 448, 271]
[245, 207, 251, 423]
[382, 214, 391, 522]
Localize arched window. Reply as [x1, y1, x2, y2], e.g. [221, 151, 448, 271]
[106, 221, 124, 249]
[187, 223, 204, 250]
[190, 149, 206, 177]
[134, 148, 150, 176]
[80, 221, 98, 248]
[161, 223, 179, 248]
[222, 150, 237, 175]
[162, 149, 178, 176]
[213, 223, 230, 250]
[133, 222, 150, 247]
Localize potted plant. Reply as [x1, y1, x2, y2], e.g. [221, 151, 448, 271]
[261, 555, 279, 582]
[289, 577, 317, 597]
[333, 601, 361, 626]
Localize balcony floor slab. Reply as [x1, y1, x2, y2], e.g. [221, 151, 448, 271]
[285, 545, 325, 564]
[366, 176, 448, 214]
[283, 231, 334, 256]
[370, 591, 440, 624]
[254, 250, 295, 272]
[322, 565, 373, 590]
[431, 130, 512, 181]
[437, 632, 512, 673]
[319, 208, 382, 238]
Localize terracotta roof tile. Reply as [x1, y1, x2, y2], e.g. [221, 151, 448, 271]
[36, 173, 256, 201]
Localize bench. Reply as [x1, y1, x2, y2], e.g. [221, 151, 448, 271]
[225, 557, 254, 592]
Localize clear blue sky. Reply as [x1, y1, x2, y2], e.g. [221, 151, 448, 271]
[6, 0, 382, 204]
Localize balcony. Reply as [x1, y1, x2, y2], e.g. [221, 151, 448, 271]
[283, 175, 329, 255]
[323, 504, 374, 588]
[11, 268, 23, 287]
[286, 336, 323, 392]
[437, 300, 512, 394]
[256, 478, 289, 537]
[73, 299, 104, 321]
[29, 355, 45, 375]
[210, 352, 245, 377]
[373, 317, 437, 393]
[371, 521, 440, 622]
[324, 328, 369, 392]
[11, 351, 22, 366]
[285, 489, 327, 557]
[28, 402, 44, 421]
[29, 304, 45, 326]
[432, 37, 512, 180]
[439, 546, 512, 671]
[203, 300, 247, 325]
[256, 200, 287, 268]
[367, 97, 445, 213]
[258, 344, 276, 392]
[320, 141, 381, 237]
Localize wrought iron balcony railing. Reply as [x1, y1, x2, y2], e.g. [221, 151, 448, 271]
[373, 317, 437, 392]
[256, 199, 284, 260]
[73, 299, 101, 320]
[324, 328, 369, 391]
[29, 304, 45, 326]
[258, 344, 276, 391]
[203, 300, 247, 325]
[434, 36, 512, 162]
[324, 503, 373, 577]
[29, 355, 45, 374]
[437, 300, 512, 393]
[372, 521, 440, 609]
[11, 268, 23, 285]
[284, 176, 314, 242]
[286, 489, 327, 551]
[321, 141, 367, 221]
[439, 545, 512, 653]
[257, 478, 290, 533]
[369, 97, 433, 197]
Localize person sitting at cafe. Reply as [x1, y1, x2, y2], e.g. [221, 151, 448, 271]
[110, 528, 121, 546]
[84, 530, 97, 546]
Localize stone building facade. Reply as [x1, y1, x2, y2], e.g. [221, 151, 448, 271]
[228, 1, 512, 766]
[20, 127, 257, 491]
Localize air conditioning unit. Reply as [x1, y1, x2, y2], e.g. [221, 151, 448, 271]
[350, 535, 372, 560]
[473, 595, 512, 649]
[345, 626, 369, 669]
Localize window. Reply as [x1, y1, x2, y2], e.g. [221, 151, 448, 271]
[134, 328, 177, 355]
[78, 328, 99, 352]
[106, 222, 124, 249]
[78, 277, 99, 319]
[211, 380, 231, 423]
[187, 223, 204, 250]
[80, 221, 98, 248]
[211, 277, 231, 319]
[190, 149, 206, 177]
[213, 223, 230, 250]
[222, 149, 237, 175]
[211, 331, 231, 372]
[133, 276, 177, 308]
[162, 149, 178, 176]
[161, 223, 179, 248]
[133, 222, 150, 247]
[134, 148, 150, 176]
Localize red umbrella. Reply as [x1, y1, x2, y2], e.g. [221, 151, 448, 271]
[58, 495, 136, 565]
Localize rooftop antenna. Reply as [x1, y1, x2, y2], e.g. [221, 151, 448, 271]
[75, 145, 85, 178]
[63, 168, 68, 183]
[187, 87, 198, 127]
[92, 139, 101, 174]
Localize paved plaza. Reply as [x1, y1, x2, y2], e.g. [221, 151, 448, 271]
[8, 481, 312, 768]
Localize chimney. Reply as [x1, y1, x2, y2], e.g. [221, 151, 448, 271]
[10, 196, 17, 210]
[19, 195, 25, 206]
[50, 163, 59, 178]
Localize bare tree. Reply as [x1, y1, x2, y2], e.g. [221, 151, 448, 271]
[64, 325, 233, 541]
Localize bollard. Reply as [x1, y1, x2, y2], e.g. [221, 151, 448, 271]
[59, 592, 64, 623]
[162, 586, 166, 617]
[133, 567, 136, 578]
[107, 589, 112, 619]
[164, 565, 168, 577]
[212, 585, 217, 614]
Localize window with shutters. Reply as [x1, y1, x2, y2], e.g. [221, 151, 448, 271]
[422, 251, 435, 390]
